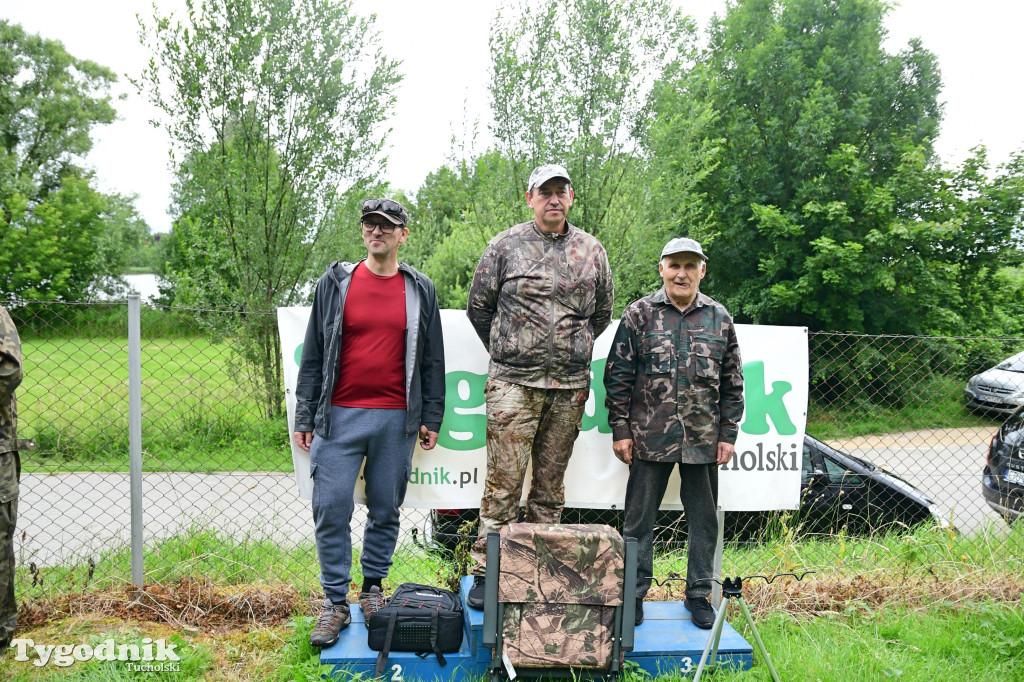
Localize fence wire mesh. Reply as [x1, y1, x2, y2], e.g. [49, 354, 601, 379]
[7, 300, 1024, 607]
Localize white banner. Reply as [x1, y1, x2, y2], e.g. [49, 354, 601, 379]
[278, 308, 808, 512]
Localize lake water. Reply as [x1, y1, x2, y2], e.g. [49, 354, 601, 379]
[104, 273, 161, 304]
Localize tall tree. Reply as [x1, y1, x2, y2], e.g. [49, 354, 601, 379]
[655, 0, 1022, 334]
[137, 0, 400, 416]
[414, 0, 703, 311]
[412, 150, 522, 308]
[91, 192, 154, 293]
[488, 0, 689, 216]
[0, 21, 121, 301]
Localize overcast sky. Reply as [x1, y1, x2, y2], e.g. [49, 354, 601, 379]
[3, 0, 1022, 233]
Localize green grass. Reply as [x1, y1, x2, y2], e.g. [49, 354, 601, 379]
[676, 601, 1024, 681]
[808, 375, 1001, 440]
[6, 601, 1019, 681]
[19, 337, 291, 473]
[651, 521, 1024, 592]
[15, 526, 451, 604]
[6, 523, 1023, 681]
[20, 520, 1024, 615]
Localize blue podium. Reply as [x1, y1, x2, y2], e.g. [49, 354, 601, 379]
[320, 577, 753, 680]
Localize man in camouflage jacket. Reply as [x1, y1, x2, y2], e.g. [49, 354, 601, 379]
[465, 164, 614, 608]
[1, 306, 31, 654]
[603, 238, 743, 629]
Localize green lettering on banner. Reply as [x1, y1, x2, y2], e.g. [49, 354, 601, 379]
[582, 359, 612, 433]
[288, 346, 800, 440]
[437, 371, 487, 450]
[740, 360, 797, 435]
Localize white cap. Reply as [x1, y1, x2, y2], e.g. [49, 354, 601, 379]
[527, 164, 572, 191]
[661, 237, 707, 261]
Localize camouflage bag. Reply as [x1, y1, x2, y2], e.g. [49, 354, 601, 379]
[498, 523, 624, 670]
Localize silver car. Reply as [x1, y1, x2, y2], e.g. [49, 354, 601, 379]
[965, 350, 1024, 414]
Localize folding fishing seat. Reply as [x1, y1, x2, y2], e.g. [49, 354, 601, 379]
[481, 523, 637, 681]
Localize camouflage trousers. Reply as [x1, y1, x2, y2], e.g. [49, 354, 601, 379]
[0, 451, 19, 654]
[471, 379, 588, 573]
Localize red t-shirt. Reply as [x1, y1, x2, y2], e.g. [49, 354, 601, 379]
[331, 263, 407, 409]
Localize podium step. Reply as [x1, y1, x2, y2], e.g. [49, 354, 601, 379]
[321, 577, 753, 679]
[319, 605, 479, 680]
[628, 600, 753, 677]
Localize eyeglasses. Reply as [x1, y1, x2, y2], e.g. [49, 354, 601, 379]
[362, 198, 406, 221]
[361, 221, 399, 234]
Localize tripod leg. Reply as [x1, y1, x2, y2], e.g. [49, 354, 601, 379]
[693, 599, 729, 682]
[737, 597, 781, 682]
[709, 602, 725, 664]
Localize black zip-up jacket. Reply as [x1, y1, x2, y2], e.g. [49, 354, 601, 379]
[294, 260, 446, 438]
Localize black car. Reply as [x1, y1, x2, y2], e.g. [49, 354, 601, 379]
[982, 406, 1024, 524]
[424, 434, 947, 552]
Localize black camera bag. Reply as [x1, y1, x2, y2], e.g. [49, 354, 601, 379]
[367, 583, 464, 676]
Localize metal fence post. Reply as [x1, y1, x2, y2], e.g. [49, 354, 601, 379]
[128, 295, 144, 587]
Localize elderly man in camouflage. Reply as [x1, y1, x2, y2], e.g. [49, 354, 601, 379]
[1, 306, 31, 655]
[465, 164, 614, 609]
[603, 237, 743, 629]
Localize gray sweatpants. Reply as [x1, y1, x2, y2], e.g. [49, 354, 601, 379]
[310, 406, 417, 603]
[624, 460, 719, 601]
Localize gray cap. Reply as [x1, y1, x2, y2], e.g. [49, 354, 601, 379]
[661, 237, 707, 261]
[527, 164, 572, 191]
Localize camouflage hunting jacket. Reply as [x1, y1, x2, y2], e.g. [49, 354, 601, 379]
[0, 306, 24, 456]
[467, 221, 613, 390]
[603, 289, 743, 464]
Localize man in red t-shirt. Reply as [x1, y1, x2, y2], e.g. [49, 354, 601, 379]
[293, 199, 446, 647]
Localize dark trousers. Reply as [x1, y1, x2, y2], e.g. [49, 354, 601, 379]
[624, 459, 718, 601]
[0, 451, 19, 654]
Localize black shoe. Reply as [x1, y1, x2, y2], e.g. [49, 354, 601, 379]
[686, 597, 715, 630]
[467, 575, 486, 610]
[634, 600, 644, 627]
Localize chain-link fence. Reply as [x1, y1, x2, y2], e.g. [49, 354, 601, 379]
[8, 300, 1024, 605]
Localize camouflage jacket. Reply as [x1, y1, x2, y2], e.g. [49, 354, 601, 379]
[0, 306, 23, 456]
[467, 221, 613, 389]
[603, 289, 743, 464]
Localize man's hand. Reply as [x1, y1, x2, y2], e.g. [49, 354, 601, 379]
[612, 438, 633, 465]
[294, 431, 313, 452]
[419, 425, 439, 450]
[716, 442, 735, 465]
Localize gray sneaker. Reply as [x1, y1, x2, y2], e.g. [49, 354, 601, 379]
[310, 598, 351, 647]
[359, 585, 387, 627]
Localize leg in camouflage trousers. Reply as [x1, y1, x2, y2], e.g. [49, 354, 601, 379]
[471, 379, 587, 572]
[0, 452, 19, 655]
